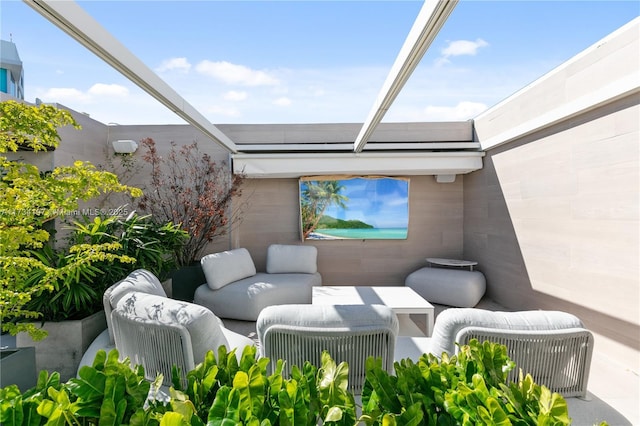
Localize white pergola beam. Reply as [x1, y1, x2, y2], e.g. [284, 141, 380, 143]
[232, 151, 484, 178]
[24, 0, 239, 153]
[353, 0, 458, 153]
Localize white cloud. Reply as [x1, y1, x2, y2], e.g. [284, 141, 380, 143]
[223, 90, 248, 101]
[195, 60, 279, 86]
[88, 83, 129, 97]
[272, 97, 292, 107]
[42, 88, 90, 103]
[423, 101, 488, 121]
[437, 38, 489, 66]
[156, 57, 191, 73]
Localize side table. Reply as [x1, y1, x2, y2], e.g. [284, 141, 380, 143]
[426, 257, 478, 271]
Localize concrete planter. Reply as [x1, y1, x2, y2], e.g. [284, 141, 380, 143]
[0, 347, 37, 391]
[16, 311, 107, 382]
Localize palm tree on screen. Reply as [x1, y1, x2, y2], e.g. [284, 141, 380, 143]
[301, 180, 348, 238]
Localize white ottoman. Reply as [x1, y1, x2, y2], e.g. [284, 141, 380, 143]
[405, 267, 486, 308]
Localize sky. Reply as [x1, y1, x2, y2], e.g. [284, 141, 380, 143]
[318, 177, 409, 228]
[1, 1, 638, 125]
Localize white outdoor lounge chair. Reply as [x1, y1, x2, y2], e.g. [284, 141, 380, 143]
[257, 304, 399, 393]
[395, 308, 594, 398]
[111, 308, 195, 388]
[111, 291, 255, 388]
[457, 326, 593, 398]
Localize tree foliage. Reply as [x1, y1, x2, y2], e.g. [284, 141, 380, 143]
[137, 138, 245, 266]
[0, 100, 142, 339]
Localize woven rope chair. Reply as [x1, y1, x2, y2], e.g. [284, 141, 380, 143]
[457, 326, 593, 398]
[257, 304, 399, 393]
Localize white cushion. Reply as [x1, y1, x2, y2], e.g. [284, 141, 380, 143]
[103, 269, 167, 344]
[115, 292, 230, 364]
[201, 248, 256, 290]
[405, 267, 486, 308]
[429, 308, 584, 356]
[194, 272, 322, 321]
[257, 304, 398, 336]
[266, 244, 317, 274]
[106, 269, 167, 309]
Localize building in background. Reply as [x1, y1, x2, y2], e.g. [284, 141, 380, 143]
[0, 40, 24, 100]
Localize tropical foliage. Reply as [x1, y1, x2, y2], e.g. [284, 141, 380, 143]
[0, 100, 142, 339]
[23, 212, 188, 321]
[300, 180, 348, 239]
[360, 340, 573, 425]
[137, 138, 245, 266]
[0, 340, 590, 426]
[0, 347, 357, 426]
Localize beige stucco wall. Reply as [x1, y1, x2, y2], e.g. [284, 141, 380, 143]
[466, 18, 639, 371]
[235, 175, 463, 286]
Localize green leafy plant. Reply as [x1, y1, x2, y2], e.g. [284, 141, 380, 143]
[171, 346, 357, 425]
[22, 212, 187, 322]
[0, 341, 606, 425]
[360, 339, 574, 426]
[0, 347, 357, 426]
[65, 211, 188, 282]
[0, 102, 143, 339]
[0, 349, 157, 426]
[22, 241, 135, 321]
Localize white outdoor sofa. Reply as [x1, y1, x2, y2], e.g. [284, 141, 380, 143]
[395, 308, 594, 398]
[78, 269, 255, 387]
[257, 303, 399, 393]
[194, 245, 322, 321]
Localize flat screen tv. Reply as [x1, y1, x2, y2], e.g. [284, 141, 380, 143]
[299, 176, 409, 240]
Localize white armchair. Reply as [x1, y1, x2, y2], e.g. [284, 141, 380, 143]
[78, 269, 255, 389]
[257, 304, 399, 393]
[112, 291, 255, 388]
[395, 308, 594, 398]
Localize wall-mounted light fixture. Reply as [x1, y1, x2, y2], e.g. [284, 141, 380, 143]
[435, 174, 456, 183]
[111, 139, 138, 154]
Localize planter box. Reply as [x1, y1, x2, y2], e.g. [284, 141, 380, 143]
[16, 311, 107, 382]
[0, 347, 37, 391]
[171, 263, 205, 302]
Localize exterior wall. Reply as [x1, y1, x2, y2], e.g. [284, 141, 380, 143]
[466, 19, 639, 371]
[235, 175, 463, 286]
[54, 105, 109, 168]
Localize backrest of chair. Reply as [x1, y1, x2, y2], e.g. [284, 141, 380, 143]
[257, 304, 398, 393]
[103, 269, 167, 344]
[430, 308, 585, 357]
[111, 308, 194, 388]
[112, 291, 231, 387]
[456, 326, 594, 398]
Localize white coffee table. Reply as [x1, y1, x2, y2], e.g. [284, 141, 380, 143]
[312, 286, 434, 337]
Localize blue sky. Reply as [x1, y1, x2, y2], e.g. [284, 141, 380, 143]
[1, 1, 638, 125]
[320, 178, 409, 228]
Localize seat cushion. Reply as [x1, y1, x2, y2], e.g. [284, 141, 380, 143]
[266, 244, 318, 274]
[201, 248, 257, 290]
[115, 292, 230, 364]
[194, 272, 322, 321]
[405, 267, 486, 308]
